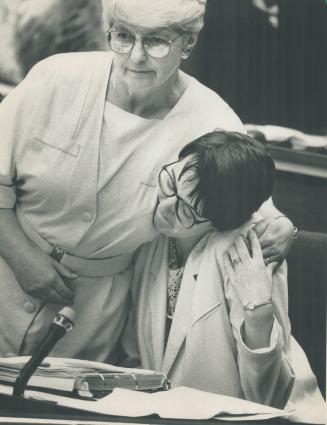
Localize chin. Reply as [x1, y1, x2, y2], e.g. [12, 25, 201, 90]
[154, 217, 176, 237]
[126, 72, 155, 87]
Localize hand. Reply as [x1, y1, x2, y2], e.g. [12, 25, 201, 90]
[252, 216, 295, 264]
[11, 247, 77, 305]
[223, 230, 272, 307]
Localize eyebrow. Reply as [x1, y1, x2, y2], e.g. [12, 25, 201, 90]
[112, 23, 176, 38]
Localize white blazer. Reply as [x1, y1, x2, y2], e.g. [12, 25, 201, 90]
[130, 226, 324, 414]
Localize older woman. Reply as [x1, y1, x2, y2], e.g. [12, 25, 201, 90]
[129, 131, 324, 415]
[0, 0, 294, 361]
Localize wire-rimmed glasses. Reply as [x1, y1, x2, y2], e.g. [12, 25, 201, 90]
[158, 162, 209, 229]
[106, 29, 184, 59]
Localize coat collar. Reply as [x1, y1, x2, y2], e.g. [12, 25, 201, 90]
[148, 237, 169, 371]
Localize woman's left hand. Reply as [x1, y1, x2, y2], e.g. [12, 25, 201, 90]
[252, 216, 295, 264]
[223, 229, 272, 307]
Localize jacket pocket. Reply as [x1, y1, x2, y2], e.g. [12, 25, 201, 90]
[31, 126, 80, 157]
[191, 302, 222, 328]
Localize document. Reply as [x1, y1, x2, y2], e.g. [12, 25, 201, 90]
[0, 356, 168, 396]
[0, 383, 292, 421]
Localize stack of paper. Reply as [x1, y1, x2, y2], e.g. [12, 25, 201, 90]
[0, 357, 168, 397]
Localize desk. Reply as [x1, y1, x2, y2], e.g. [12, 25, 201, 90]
[0, 394, 314, 425]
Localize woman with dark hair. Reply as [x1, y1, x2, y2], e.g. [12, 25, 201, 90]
[176, 131, 275, 232]
[128, 130, 324, 412]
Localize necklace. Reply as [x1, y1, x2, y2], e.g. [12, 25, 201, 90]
[168, 236, 181, 269]
[167, 237, 184, 319]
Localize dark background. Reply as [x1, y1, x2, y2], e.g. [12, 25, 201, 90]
[182, 0, 327, 134]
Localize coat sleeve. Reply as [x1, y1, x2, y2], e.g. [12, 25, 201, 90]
[225, 261, 295, 408]
[0, 63, 44, 208]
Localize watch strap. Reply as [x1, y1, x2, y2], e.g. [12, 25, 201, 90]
[243, 299, 272, 311]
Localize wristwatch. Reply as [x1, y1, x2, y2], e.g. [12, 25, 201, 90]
[243, 300, 272, 311]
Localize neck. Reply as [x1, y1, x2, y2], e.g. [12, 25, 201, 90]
[108, 66, 184, 118]
[174, 234, 204, 266]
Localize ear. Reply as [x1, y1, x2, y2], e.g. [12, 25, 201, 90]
[181, 33, 198, 59]
[186, 33, 198, 50]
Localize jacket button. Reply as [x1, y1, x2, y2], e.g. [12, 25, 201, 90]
[24, 301, 36, 314]
[81, 211, 93, 222]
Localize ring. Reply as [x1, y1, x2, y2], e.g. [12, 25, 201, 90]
[232, 258, 241, 266]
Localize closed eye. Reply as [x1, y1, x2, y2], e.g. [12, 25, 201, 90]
[146, 36, 167, 46]
[180, 201, 194, 219]
[116, 31, 132, 41]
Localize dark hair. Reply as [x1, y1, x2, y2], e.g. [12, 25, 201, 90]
[178, 130, 275, 231]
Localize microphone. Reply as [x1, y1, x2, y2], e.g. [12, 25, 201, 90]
[13, 307, 76, 397]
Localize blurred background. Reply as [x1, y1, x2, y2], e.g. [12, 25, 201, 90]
[0, 0, 326, 395]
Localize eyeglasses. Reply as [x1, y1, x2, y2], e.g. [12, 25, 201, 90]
[158, 161, 210, 229]
[106, 29, 184, 59]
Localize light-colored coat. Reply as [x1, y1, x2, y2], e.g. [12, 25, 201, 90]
[0, 52, 245, 360]
[130, 226, 324, 415]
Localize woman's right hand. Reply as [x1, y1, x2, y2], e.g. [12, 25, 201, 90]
[0, 209, 77, 305]
[11, 247, 77, 305]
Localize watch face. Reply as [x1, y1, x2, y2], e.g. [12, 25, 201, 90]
[246, 301, 255, 310]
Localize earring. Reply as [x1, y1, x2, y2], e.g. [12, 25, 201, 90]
[181, 49, 191, 59]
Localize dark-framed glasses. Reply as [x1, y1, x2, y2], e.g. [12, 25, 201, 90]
[106, 29, 184, 59]
[158, 163, 210, 229]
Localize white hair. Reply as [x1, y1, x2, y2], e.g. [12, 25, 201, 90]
[102, 0, 207, 33]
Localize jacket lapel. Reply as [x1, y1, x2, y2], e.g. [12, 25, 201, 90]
[148, 238, 169, 371]
[161, 237, 206, 374]
[161, 268, 196, 374]
[161, 231, 233, 374]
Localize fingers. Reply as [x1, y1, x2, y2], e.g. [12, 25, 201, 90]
[53, 261, 78, 280]
[234, 236, 250, 262]
[38, 266, 75, 304]
[30, 281, 73, 305]
[53, 279, 75, 304]
[248, 229, 263, 261]
[261, 244, 281, 263]
[51, 263, 77, 303]
[265, 255, 282, 265]
[228, 245, 242, 267]
[252, 220, 269, 239]
[43, 286, 74, 305]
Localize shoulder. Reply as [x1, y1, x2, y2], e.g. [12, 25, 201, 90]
[183, 73, 245, 133]
[26, 51, 112, 84]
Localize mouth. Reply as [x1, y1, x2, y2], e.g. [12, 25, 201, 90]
[127, 68, 151, 74]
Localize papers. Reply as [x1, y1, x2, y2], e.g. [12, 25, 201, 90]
[0, 357, 168, 396]
[99, 387, 291, 420]
[0, 382, 291, 421]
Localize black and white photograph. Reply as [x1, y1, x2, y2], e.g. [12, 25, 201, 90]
[0, 1, 326, 424]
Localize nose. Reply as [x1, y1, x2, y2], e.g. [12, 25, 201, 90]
[158, 195, 176, 214]
[129, 37, 147, 64]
